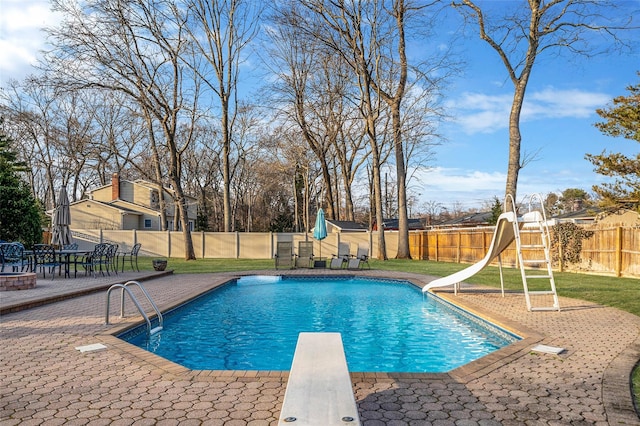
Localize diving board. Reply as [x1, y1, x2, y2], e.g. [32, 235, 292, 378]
[278, 333, 361, 426]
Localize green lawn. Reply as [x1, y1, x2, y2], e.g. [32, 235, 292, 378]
[142, 256, 640, 409]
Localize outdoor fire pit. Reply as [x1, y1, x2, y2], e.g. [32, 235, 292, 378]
[0, 272, 37, 291]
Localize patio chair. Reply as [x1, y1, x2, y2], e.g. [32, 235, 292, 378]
[0, 243, 30, 272]
[75, 243, 108, 278]
[347, 246, 370, 269]
[295, 241, 314, 268]
[120, 243, 142, 272]
[32, 244, 62, 279]
[98, 243, 119, 276]
[330, 242, 350, 269]
[274, 241, 294, 269]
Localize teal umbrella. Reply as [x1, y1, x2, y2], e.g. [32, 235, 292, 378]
[313, 208, 327, 258]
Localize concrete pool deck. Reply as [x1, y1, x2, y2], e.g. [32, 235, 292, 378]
[1, 269, 639, 425]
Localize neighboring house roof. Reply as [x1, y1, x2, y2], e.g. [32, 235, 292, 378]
[89, 176, 197, 203]
[68, 199, 143, 215]
[326, 220, 368, 232]
[435, 211, 493, 227]
[132, 179, 198, 202]
[552, 207, 602, 223]
[86, 174, 196, 220]
[107, 199, 164, 216]
[372, 218, 426, 231]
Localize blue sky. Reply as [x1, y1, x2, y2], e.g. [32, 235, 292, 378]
[2, 0, 639, 212]
[409, 2, 640, 211]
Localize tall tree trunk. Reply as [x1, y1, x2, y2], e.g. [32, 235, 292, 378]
[389, 1, 410, 259]
[392, 100, 411, 258]
[143, 109, 168, 231]
[222, 99, 232, 232]
[505, 81, 527, 208]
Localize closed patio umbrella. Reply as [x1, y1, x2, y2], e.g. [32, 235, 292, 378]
[51, 186, 73, 247]
[313, 208, 327, 259]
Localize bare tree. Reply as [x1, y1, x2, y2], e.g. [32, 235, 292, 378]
[1, 80, 58, 207]
[292, 0, 390, 259]
[265, 9, 341, 219]
[184, 0, 262, 233]
[0, 78, 86, 209]
[452, 0, 637, 206]
[291, 0, 446, 259]
[47, 0, 200, 258]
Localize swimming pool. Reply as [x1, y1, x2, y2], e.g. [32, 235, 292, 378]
[120, 276, 519, 373]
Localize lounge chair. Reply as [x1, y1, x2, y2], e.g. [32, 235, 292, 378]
[348, 246, 370, 269]
[275, 241, 294, 269]
[295, 241, 314, 268]
[330, 242, 350, 269]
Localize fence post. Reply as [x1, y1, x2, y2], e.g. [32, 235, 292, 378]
[235, 231, 240, 259]
[167, 230, 171, 258]
[484, 229, 488, 254]
[456, 231, 461, 263]
[615, 226, 622, 277]
[270, 232, 274, 259]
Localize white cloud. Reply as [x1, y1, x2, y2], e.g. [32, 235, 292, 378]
[525, 87, 610, 119]
[410, 165, 604, 211]
[411, 166, 506, 209]
[417, 167, 506, 192]
[449, 87, 610, 134]
[0, 0, 62, 82]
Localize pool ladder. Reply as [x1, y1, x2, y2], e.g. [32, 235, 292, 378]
[105, 280, 164, 335]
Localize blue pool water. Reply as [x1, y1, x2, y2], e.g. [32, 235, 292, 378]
[121, 276, 519, 372]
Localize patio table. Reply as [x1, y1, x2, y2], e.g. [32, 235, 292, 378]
[24, 248, 93, 278]
[57, 249, 92, 278]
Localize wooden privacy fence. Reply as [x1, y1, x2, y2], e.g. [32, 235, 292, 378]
[71, 225, 639, 278]
[576, 227, 640, 277]
[409, 225, 640, 278]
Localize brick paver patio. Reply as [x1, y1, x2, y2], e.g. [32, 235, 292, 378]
[1, 269, 639, 425]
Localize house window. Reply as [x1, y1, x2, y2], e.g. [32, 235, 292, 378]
[144, 219, 152, 229]
[188, 221, 194, 231]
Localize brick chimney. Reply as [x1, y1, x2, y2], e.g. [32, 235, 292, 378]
[112, 172, 120, 200]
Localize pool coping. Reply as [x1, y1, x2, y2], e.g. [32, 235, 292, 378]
[101, 273, 544, 384]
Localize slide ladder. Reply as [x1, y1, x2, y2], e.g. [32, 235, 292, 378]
[513, 195, 560, 312]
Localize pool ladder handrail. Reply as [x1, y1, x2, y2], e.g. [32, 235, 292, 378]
[105, 280, 164, 335]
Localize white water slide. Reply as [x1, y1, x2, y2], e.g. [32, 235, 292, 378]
[422, 212, 519, 293]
